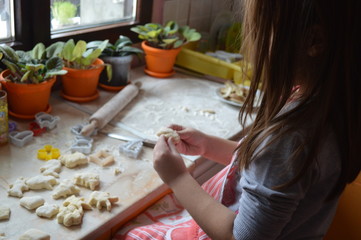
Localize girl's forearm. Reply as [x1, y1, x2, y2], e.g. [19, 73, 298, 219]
[203, 135, 239, 165]
[169, 172, 236, 240]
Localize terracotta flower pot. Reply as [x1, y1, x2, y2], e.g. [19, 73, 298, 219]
[141, 41, 181, 78]
[61, 58, 104, 102]
[0, 69, 55, 119]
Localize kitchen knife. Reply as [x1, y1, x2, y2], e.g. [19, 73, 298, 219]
[101, 132, 156, 148]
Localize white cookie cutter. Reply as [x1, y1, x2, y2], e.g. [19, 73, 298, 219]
[70, 136, 93, 154]
[71, 124, 98, 136]
[9, 130, 34, 147]
[35, 112, 60, 130]
[119, 140, 143, 159]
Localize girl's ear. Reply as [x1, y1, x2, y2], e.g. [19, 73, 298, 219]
[307, 25, 325, 57]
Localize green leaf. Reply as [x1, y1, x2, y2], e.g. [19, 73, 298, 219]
[44, 69, 67, 79]
[0, 45, 19, 62]
[45, 57, 64, 70]
[81, 48, 102, 66]
[73, 40, 87, 59]
[62, 39, 75, 61]
[46, 42, 64, 58]
[20, 70, 31, 83]
[31, 43, 46, 60]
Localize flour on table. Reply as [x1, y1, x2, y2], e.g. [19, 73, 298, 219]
[8, 177, 29, 198]
[58, 152, 88, 168]
[18, 228, 50, 240]
[57, 195, 91, 227]
[88, 191, 119, 211]
[20, 196, 45, 210]
[0, 206, 10, 220]
[74, 172, 100, 190]
[36, 204, 59, 218]
[40, 159, 62, 178]
[52, 179, 80, 199]
[26, 175, 58, 190]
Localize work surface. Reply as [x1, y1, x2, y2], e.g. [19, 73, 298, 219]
[0, 68, 247, 240]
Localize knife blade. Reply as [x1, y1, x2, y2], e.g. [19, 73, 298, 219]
[101, 132, 156, 148]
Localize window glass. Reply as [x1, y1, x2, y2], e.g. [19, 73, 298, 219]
[51, 0, 137, 33]
[0, 0, 14, 42]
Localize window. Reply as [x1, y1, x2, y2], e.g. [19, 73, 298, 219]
[0, 0, 14, 42]
[2, 0, 153, 49]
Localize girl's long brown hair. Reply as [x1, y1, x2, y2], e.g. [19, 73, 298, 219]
[237, 0, 361, 198]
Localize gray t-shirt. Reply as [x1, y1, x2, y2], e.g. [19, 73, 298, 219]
[228, 130, 341, 239]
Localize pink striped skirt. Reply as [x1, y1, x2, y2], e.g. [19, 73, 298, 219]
[112, 164, 231, 240]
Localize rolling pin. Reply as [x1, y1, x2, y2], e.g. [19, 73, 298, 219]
[80, 82, 140, 136]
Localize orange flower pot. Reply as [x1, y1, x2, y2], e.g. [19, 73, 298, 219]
[61, 58, 104, 102]
[141, 41, 181, 78]
[0, 69, 55, 118]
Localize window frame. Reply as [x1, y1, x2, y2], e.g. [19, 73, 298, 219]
[10, 0, 153, 50]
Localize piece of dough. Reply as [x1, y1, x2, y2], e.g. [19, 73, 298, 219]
[73, 172, 100, 190]
[18, 228, 50, 240]
[26, 175, 58, 190]
[40, 159, 62, 178]
[20, 196, 45, 210]
[0, 206, 10, 220]
[57, 195, 91, 227]
[156, 127, 180, 143]
[36, 204, 59, 218]
[88, 191, 119, 211]
[58, 152, 88, 168]
[89, 150, 115, 167]
[52, 179, 80, 199]
[8, 177, 29, 198]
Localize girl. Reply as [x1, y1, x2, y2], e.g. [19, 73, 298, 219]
[115, 0, 360, 239]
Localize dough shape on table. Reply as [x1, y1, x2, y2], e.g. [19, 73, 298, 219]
[73, 172, 100, 190]
[156, 127, 181, 143]
[89, 150, 115, 167]
[58, 152, 88, 168]
[39, 159, 62, 178]
[8, 177, 29, 198]
[26, 175, 58, 190]
[57, 195, 91, 227]
[88, 191, 119, 211]
[18, 228, 50, 240]
[20, 196, 45, 210]
[52, 179, 80, 199]
[36, 204, 59, 218]
[0, 206, 10, 220]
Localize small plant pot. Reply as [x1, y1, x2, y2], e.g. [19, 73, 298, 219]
[141, 41, 181, 78]
[61, 58, 104, 102]
[0, 69, 55, 119]
[99, 55, 133, 91]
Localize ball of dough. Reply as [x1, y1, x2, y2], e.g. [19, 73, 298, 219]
[156, 127, 180, 143]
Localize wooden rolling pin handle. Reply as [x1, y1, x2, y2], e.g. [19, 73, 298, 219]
[80, 120, 98, 137]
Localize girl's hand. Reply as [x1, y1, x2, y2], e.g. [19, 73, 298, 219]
[168, 124, 208, 156]
[153, 135, 188, 186]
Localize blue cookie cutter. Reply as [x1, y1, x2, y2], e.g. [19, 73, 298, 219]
[119, 140, 143, 159]
[71, 124, 98, 136]
[70, 135, 93, 154]
[9, 130, 34, 147]
[35, 112, 60, 130]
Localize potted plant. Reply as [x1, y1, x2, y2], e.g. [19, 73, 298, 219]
[51, 0, 79, 30]
[88, 35, 143, 91]
[131, 20, 201, 78]
[47, 39, 109, 102]
[0, 44, 67, 119]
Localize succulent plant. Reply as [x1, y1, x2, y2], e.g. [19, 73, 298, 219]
[131, 21, 201, 49]
[0, 43, 67, 84]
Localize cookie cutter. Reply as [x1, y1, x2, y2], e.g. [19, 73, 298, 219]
[35, 112, 60, 130]
[37, 145, 60, 161]
[71, 124, 98, 136]
[8, 121, 17, 132]
[29, 122, 47, 136]
[8, 130, 34, 147]
[119, 140, 143, 159]
[70, 136, 93, 154]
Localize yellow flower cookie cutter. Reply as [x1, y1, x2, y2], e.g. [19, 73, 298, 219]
[37, 145, 60, 161]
